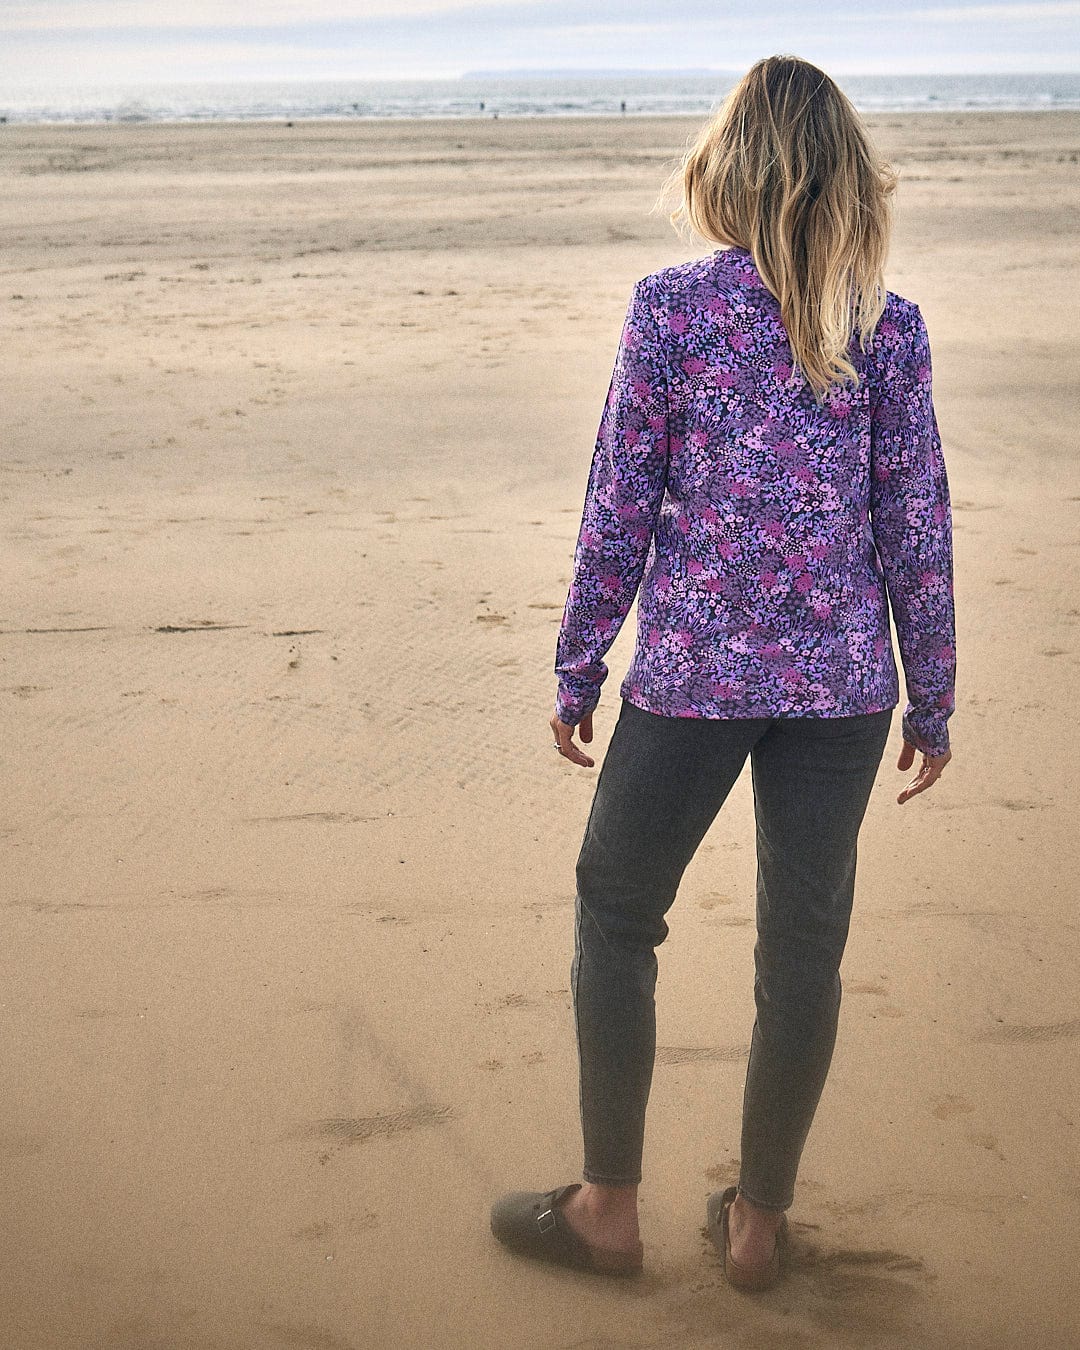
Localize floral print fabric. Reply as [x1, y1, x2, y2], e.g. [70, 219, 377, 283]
[554, 245, 956, 756]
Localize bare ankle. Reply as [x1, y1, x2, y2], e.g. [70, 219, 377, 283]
[579, 1181, 639, 1216]
[734, 1192, 785, 1228]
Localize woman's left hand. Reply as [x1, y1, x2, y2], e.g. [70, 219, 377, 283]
[895, 738, 951, 804]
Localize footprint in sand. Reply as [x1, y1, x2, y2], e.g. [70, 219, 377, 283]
[153, 622, 247, 633]
[690, 1217, 930, 1339]
[2, 625, 111, 634]
[932, 1093, 974, 1120]
[293, 1213, 377, 1243]
[976, 1015, 1080, 1044]
[697, 892, 734, 910]
[704, 1160, 740, 1186]
[0, 1133, 47, 1158]
[255, 1320, 362, 1350]
[966, 1129, 1004, 1158]
[779, 1235, 930, 1339]
[300, 1103, 454, 1147]
[656, 1044, 748, 1066]
[480, 991, 532, 1013]
[244, 811, 383, 824]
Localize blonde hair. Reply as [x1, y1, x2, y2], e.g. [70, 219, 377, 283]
[656, 55, 899, 403]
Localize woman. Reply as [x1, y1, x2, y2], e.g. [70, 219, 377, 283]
[490, 55, 956, 1291]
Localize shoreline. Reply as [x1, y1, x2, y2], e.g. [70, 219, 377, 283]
[5, 105, 1080, 129]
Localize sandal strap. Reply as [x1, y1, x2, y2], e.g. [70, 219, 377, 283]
[534, 1183, 582, 1235]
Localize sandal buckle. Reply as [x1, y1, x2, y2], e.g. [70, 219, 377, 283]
[536, 1207, 556, 1233]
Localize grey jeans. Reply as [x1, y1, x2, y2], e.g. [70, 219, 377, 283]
[571, 695, 894, 1211]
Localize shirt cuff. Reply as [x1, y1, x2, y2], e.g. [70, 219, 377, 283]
[901, 708, 950, 757]
[554, 687, 598, 727]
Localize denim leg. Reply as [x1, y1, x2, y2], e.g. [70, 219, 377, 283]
[571, 698, 771, 1185]
[738, 708, 893, 1211]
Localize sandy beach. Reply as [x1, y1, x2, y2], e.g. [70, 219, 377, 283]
[2, 110, 1079, 1349]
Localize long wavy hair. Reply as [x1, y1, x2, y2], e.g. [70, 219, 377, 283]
[656, 55, 899, 403]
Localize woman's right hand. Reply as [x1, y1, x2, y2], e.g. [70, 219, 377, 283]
[896, 739, 951, 804]
[550, 709, 596, 768]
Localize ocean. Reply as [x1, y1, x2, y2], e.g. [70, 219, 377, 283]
[3, 71, 1080, 125]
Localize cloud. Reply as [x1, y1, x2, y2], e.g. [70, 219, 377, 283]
[0, 0, 1045, 34]
[907, 2, 1080, 15]
[4, 0, 1080, 38]
[0, 0, 533, 27]
[1, 0, 1076, 83]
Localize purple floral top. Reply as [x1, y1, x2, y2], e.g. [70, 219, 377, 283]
[554, 245, 956, 756]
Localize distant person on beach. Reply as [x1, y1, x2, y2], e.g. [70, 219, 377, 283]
[490, 54, 956, 1289]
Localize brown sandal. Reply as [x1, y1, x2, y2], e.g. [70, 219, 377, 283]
[706, 1185, 788, 1292]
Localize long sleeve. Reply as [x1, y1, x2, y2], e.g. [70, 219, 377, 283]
[553, 277, 670, 726]
[869, 302, 957, 757]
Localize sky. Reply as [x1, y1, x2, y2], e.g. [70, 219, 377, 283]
[2, 0, 1079, 85]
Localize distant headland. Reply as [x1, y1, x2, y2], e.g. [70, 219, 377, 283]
[458, 68, 736, 79]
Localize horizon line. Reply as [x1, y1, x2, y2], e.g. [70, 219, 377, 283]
[4, 67, 1080, 89]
